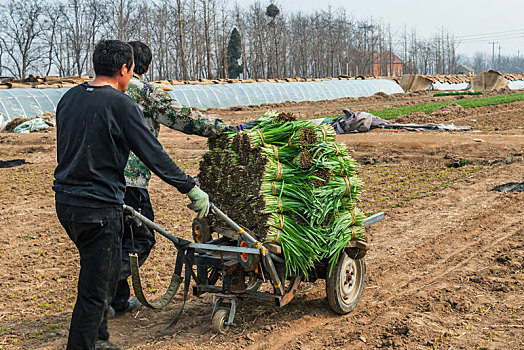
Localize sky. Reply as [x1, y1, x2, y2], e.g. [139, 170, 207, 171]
[270, 0, 524, 58]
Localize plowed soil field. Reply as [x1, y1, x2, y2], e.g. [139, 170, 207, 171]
[0, 90, 522, 349]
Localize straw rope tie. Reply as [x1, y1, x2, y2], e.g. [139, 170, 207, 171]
[344, 177, 351, 197]
[271, 181, 277, 195]
[273, 230, 281, 243]
[276, 162, 283, 180]
[272, 145, 279, 160]
[332, 142, 339, 155]
[333, 155, 344, 175]
[288, 132, 296, 147]
[278, 214, 284, 229]
[256, 129, 266, 146]
[321, 126, 327, 141]
[337, 156, 345, 175]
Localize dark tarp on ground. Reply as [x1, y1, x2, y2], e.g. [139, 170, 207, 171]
[327, 109, 472, 133]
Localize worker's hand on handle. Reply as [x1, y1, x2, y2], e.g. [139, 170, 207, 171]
[187, 186, 210, 219]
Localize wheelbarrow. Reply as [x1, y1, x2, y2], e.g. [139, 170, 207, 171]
[123, 204, 384, 333]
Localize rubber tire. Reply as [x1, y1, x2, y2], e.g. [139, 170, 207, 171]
[192, 218, 211, 243]
[211, 309, 229, 333]
[193, 218, 219, 286]
[326, 253, 365, 315]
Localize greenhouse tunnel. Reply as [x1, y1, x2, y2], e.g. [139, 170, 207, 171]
[0, 79, 403, 129]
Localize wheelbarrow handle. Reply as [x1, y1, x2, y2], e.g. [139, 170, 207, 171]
[123, 205, 180, 245]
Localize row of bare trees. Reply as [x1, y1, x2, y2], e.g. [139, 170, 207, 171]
[0, 0, 503, 80]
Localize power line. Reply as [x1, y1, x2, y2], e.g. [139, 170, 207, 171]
[456, 29, 524, 39]
[460, 34, 524, 43]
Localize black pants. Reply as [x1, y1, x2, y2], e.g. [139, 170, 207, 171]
[111, 187, 156, 312]
[56, 202, 123, 350]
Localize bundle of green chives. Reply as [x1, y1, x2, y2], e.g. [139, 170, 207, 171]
[245, 120, 311, 146]
[199, 112, 364, 277]
[266, 213, 326, 276]
[287, 124, 336, 147]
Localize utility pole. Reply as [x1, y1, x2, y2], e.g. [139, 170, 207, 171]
[489, 41, 497, 69]
[359, 24, 373, 75]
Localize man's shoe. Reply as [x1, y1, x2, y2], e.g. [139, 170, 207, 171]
[109, 297, 141, 319]
[95, 339, 121, 350]
[126, 297, 141, 313]
[108, 305, 116, 319]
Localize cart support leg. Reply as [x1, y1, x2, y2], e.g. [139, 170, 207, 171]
[211, 295, 237, 326]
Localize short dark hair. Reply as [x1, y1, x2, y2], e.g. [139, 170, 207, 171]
[93, 40, 134, 77]
[128, 41, 152, 76]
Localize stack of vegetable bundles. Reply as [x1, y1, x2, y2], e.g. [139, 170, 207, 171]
[198, 112, 364, 276]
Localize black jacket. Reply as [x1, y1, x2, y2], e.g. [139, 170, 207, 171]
[53, 83, 195, 207]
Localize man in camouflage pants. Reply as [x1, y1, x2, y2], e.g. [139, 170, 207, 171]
[110, 41, 240, 316]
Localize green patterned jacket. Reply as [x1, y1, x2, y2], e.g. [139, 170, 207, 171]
[124, 76, 232, 189]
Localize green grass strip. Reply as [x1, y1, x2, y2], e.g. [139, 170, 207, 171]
[367, 92, 524, 120]
[433, 91, 483, 97]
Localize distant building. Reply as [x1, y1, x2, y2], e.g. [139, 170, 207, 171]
[346, 51, 404, 77]
[456, 65, 474, 75]
[371, 51, 404, 76]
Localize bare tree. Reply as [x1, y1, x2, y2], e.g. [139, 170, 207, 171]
[0, 0, 475, 79]
[0, 0, 46, 78]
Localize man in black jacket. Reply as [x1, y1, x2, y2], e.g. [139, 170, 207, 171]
[53, 40, 209, 350]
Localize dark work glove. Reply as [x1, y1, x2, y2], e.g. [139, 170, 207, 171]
[234, 124, 245, 131]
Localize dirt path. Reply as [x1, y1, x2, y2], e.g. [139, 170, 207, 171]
[0, 91, 522, 349]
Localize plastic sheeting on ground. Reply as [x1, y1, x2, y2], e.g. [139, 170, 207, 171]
[325, 109, 472, 133]
[13, 118, 50, 133]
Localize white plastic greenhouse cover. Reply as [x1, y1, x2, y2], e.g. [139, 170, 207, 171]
[166, 79, 403, 110]
[0, 79, 403, 129]
[432, 82, 471, 91]
[508, 80, 524, 90]
[0, 88, 69, 129]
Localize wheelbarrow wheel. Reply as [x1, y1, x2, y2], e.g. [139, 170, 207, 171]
[211, 309, 229, 333]
[192, 218, 211, 243]
[193, 218, 220, 286]
[326, 252, 365, 314]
